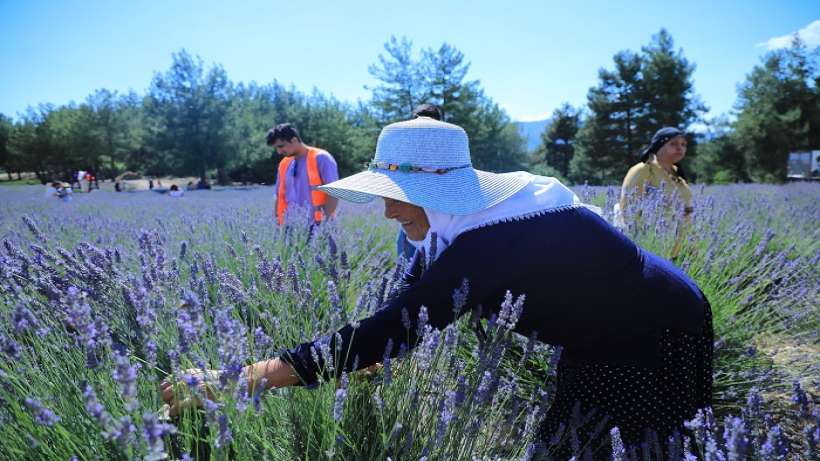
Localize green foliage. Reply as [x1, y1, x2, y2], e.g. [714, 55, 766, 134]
[733, 36, 820, 182]
[691, 116, 749, 184]
[0, 114, 11, 177]
[533, 103, 580, 178]
[368, 36, 527, 172]
[571, 29, 705, 185]
[2, 32, 817, 186]
[145, 50, 235, 182]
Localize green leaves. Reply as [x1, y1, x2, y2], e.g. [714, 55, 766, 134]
[569, 29, 705, 185]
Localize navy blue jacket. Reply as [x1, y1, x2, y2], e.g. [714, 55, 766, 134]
[282, 207, 706, 385]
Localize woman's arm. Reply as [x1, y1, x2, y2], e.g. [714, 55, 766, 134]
[280, 239, 496, 386]
[245, 358, 300, 392]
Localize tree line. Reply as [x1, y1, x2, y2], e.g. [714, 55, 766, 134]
[533, 30, 819, 184]
[0, 30, 817, 185]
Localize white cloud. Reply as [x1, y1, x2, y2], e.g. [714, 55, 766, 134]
[756, 19, 820, 50]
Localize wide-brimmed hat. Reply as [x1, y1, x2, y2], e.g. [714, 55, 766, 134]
[318, 118, 530, 215]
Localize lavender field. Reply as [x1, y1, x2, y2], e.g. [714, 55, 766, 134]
[0, 183, 818, 460]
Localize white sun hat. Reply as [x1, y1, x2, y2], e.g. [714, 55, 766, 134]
[318, 118, 530, 215]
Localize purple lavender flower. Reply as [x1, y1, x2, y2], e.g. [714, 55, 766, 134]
[382, 339, 393, 386]
[327, 234, 338, 259]
[177, 290, 205, 352]
[145, 340, 157, 368]
[333, 373, 349, 422]
[723, 416, 748, 461]
[64, 286, 111, 369]
[25, 398, 60, 427]
[519, 443, 536, 461]
[519, 331, 538, 367]
[417, 306, 429, 336]
[218, 271, 248, 305]
[668, 430, 683, 461]
[327, 280, 343, 326]
[610, 427, 627, 461]
[0, 333, 21, 360]
[288, 262, 299, 293]
[113, 351, 140, 412]
[225, 243, 238, 258]
[178, 240, 188, 260]
[203, 399, 232, 448]
[167, 347, 181, 374]
[754, 229, 775, 258]
[214, 306, 248, 385]
[256, 250, 274, 290]
[415, 327, 439, 371]
[761, 425, 788, 460]
[142, 412, 176, 461]
[452, 278, 469, 315]
[108, 415, 136, 447]
[372, 392, 384, 411]
[743, 387, 764, 435]
[22, 215, 47, 243]
[434, 390, 455, 445]
[685, 408, 714, 450]
[83, 383, 113, 429]
[253, 326, 272, 356]
[475, 370, 494, 404]
[401, 308, 411, 331]
[251, 377, 268, 412]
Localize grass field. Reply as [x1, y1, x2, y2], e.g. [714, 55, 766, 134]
[0, 183, 817, 460]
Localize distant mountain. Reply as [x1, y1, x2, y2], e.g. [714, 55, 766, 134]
[515, 118, 551, 152]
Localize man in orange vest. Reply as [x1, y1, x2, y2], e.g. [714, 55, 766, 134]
[266, 123, 339, 225]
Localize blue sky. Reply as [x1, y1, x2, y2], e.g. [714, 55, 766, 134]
[1, 0, 818, 122]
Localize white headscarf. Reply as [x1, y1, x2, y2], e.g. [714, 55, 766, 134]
[406, 172, 601, 261]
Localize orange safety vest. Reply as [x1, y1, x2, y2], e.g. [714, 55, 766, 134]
[276, 147, 329, 225]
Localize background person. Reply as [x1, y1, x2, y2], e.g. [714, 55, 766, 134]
[162, 118, 713, 457]
[266, 123, 339, 225]
[45, 181, 60, 198]
[168, 184, 184, 197]
[619, 127, 693, 259]
[57, 182, 73, 201]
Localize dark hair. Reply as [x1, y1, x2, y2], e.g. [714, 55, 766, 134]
[266, 123, 301, 146]
[170, 184, 179, 191]
[639, 127, 686, 163]
[412, 103, 443, 121]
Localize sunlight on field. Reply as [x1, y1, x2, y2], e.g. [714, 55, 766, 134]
[0, 183, 817, 460]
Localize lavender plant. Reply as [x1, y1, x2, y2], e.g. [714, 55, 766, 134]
[0, 183, 816, 460]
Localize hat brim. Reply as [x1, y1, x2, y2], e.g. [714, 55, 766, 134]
[319, 168, 529, 215]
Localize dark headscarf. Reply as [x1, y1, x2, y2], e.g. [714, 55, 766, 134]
[640, 127, 685, 163]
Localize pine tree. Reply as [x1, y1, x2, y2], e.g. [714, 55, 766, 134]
[570, 30, 705, 184]
[734, 36, 819, 181]
[145, 50, 234, 182]
[571, 50, 644, 184]
[0, 114, 12, 180]
[368, 37, 526, 172]
[534, 103, 581, 178]
[367, 36, 423, 124]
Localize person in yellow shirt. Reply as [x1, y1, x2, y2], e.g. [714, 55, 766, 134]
[620, 127, 693, 259]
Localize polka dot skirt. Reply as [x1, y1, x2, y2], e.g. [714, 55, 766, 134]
[538, 301, 713, 459]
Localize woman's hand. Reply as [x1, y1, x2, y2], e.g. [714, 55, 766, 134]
[160, 369, 221, 417]
[159, 359, 300, 416]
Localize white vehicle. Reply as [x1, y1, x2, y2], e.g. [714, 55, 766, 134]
[787, 150, 820, 181]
